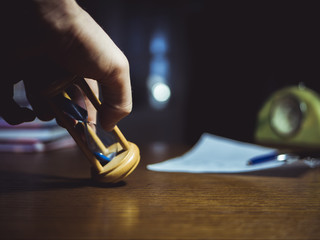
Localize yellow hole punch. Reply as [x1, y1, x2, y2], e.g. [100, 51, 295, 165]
[42, 76, 140, 183]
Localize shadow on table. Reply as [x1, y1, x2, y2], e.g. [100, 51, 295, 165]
[0, 170, 126, 194]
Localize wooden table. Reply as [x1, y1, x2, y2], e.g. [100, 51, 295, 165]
[0, 144, 319, 239]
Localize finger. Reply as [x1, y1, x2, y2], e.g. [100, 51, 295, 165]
[23, 57, 74, 121]
[98, 64, 132, 131]
[46, 7, 132, 131]
[25, 89, 54, 121]
[0, 84, 35, 125]
[23, 75, 55, 121]
[67, 79, 98, 124]
[0, 100, 36, 125]
[83, 78, 98, 124]
[0, 51, 37, 125]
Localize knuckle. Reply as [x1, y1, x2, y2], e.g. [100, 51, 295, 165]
[111, 53, 130, 80]
[121, 102, 132, 116]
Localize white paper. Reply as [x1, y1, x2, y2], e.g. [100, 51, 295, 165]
[147, 133, 285, 173]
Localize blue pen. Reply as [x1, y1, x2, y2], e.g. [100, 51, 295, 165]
[247, 152, 279, 165]
[248, 151, 320, 166]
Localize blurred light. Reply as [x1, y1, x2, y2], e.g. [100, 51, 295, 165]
[150, 55, 169, 77]
[149, 32, 168, 54]
[152, 82, 171, 102]
[147, 29, 171, 110]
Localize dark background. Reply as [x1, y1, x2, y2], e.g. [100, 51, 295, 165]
[79, 0, 320, 145]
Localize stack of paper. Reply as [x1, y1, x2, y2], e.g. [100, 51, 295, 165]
[0, 118, 75, 152]
[0, 81, 75, 153]
[147, 133, 285, 173]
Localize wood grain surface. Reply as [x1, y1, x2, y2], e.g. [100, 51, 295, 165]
[0, 144, 319, 239]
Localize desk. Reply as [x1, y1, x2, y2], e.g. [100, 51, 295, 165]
[0, 144, 319, 239]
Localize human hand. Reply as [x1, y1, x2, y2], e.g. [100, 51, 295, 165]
[0, 0, 132, 132]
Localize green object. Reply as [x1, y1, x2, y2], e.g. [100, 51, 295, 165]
[255, 85, 320, 148]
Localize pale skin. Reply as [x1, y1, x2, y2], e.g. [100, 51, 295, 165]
[0, 0, 132, 132]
